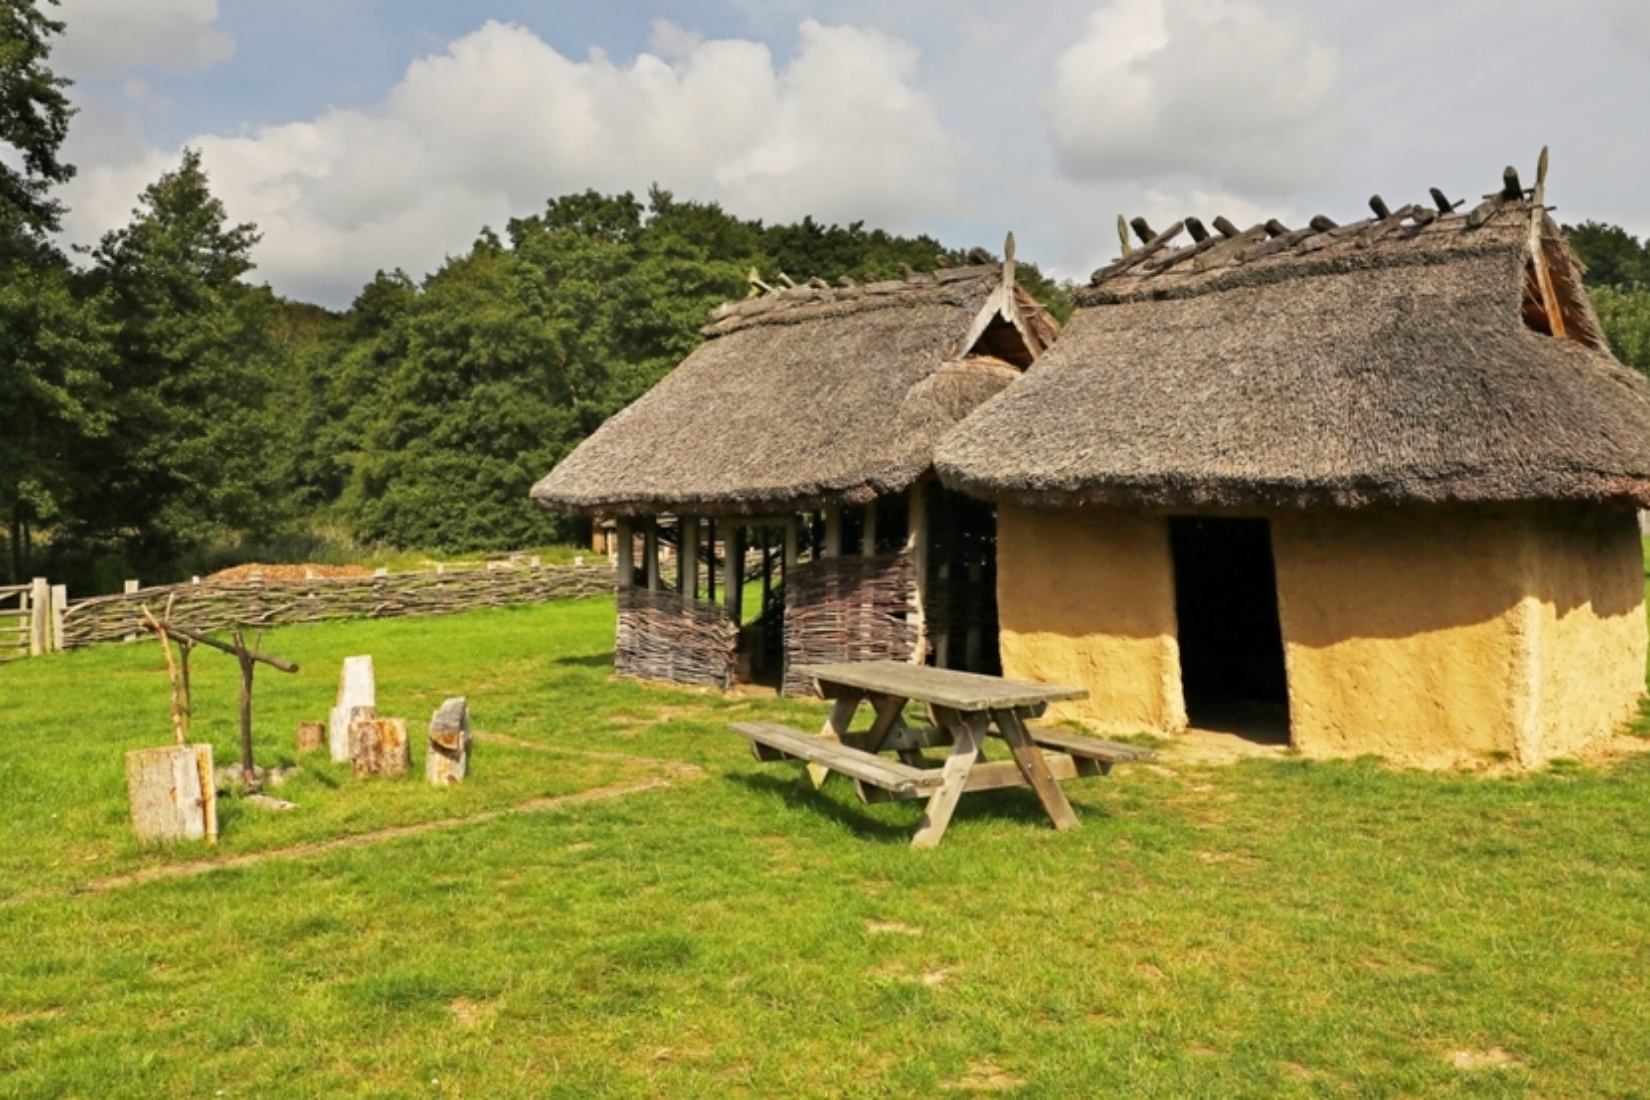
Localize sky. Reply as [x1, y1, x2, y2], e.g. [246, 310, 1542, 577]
[47, 0, 1650, 308]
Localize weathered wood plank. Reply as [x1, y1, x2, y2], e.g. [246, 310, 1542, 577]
[799, 661, 1086, 711]
[1021, 727, 1156, 764]
[858, 752, 1084, 802]
[730, 721, 943, 794]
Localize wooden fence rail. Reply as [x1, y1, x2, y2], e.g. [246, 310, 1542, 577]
[0, 584, 30, 663]
[56, 563, 616, 649]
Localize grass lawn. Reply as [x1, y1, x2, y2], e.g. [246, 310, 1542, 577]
[4, 597, 1650, 1097]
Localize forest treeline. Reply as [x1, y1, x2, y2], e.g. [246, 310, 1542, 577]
[3, 1, 1649, 593]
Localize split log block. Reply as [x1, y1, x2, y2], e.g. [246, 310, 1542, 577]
[426, 696, 473, 786]
[296, 720, 326, 753]
[349, 707, 410, 777]
[329, 655, 376, 762]
[126, 743, 217, 843]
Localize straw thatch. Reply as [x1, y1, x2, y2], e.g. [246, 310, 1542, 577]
[938, 196, 1650, 510]
[531, 266, 1054, 517]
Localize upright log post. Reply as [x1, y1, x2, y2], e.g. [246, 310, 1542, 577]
[615, 518, 635, 588]
[724, 525, 744, 623]
[643, 517, 660, 592]
[681, 515, 700, 602]
[232, 630, 256, 781]
[29, 577, 48, 656]
[907, 483, 929, 664]
[49, 585, 65, 653]
[863, 502, 878, 557]
[824, 506, 843, 558]
[705, 518, 717, 604]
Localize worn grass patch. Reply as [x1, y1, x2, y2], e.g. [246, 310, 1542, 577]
[3, 597, 1650, 1096]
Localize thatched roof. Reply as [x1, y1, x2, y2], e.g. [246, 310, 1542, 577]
[533, 256, 1057, 517]
[938, 173, 1650, 510]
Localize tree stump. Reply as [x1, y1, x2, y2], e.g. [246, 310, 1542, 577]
[426, 697, 472, 786]
[348, 707, 410, 778]
[329, 655, 376, 762]
[126, 743, 217, 843]
[296, 721, 326, 753]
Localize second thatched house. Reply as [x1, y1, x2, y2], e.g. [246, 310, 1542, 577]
[937, 159, 1650, 768]
[532, 243, 1058, 692]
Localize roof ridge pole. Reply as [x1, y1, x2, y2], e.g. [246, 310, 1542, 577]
[1527, 145, 1567, 339]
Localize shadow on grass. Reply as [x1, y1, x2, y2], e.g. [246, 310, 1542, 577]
[727, 771, 1085, 843]
[553, 653, 616, 669]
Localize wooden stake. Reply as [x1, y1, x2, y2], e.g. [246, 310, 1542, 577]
[681, 515, 700, 603]
[615, 518, 634, 588]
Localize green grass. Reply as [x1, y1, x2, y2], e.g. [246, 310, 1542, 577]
[5, 598, 1650, 1096]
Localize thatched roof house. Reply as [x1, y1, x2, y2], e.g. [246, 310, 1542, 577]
[534, 246, 1059, 692]
[937, 159, 1650, 768]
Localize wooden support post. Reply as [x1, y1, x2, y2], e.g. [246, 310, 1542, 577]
[681, 515, 700, 602]
[907, 483, 928, 664]
[643, 517, 660, 592]
[760, 526, 773, 615]
[705, 519, 717, 604]
[784, 518, 799, 574]
[863, 501, 878, 556]
[50, 584, 65, 653]
[615, 518, 635, 588]
[724, 525, 744, 623]
[824, 506, 843, 558]
[28, 577, 48, 656]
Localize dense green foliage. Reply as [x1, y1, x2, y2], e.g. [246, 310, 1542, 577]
[1567, 221, 1650, 378]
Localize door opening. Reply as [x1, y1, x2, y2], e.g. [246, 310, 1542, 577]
[1169, 517, 1290, 742]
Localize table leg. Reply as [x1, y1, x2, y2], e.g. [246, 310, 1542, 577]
[911, 707, 986, 849]
[807, 691, 862, 789]
[992, 706, 1079, 832]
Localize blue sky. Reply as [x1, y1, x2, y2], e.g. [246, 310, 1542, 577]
[50, 0, 1650, 307]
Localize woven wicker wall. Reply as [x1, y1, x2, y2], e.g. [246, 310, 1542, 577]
[781, 551, 919, 696]
[615, 587, 738, 690]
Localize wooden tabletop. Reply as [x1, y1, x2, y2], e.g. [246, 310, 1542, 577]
[796, 661, 1088, 712]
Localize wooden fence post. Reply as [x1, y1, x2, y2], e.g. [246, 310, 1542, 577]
[123, 580, 140, 642]
[29, 578, 49, 656]
[50, 585, 66, 653]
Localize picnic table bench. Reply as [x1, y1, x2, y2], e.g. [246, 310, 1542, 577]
[729, 661, 1154, 848]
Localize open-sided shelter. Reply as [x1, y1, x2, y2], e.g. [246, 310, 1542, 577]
[532, 244, 1059, 693]
[937, 159, 1650, 768]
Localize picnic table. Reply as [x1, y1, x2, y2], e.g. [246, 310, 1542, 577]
[730, 661, 1154, 848]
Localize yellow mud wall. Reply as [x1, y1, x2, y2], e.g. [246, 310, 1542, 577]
[996, 505, 1185, 734]
[1523, 503, 1647, 764]
[1271, 503, 1645, 768]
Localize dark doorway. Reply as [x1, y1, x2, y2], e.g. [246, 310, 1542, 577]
[1169, 517, 1289, 740]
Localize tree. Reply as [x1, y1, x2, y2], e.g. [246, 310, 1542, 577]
[1564, 221, 1650, 289]
[0, 0, 73, 257]
[72, 150, 291, 573]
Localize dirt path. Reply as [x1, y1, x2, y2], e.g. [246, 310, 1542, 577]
[2, 740, 706, 908]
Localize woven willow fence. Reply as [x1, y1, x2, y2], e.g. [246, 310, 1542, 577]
[614, 588, 738, 690]
[782, 552, 919, 696]
[58, 564, 616, 649]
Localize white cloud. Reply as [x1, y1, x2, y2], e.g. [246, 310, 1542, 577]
[1042, 0, 1345, 194]
[54, 0, 233, 77]
[1613, 0, 1650, 51]
[61, 19, 966, 306]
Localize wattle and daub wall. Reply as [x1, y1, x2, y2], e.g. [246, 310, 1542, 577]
[997, 502, 1646, 768]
